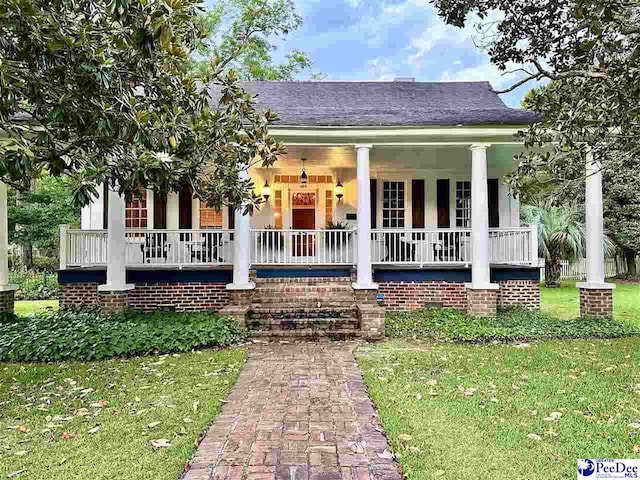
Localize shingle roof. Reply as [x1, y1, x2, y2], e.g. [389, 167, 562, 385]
[208, 81, 538, 127]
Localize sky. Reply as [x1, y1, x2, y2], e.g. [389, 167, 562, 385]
[239, 0, 537, 108]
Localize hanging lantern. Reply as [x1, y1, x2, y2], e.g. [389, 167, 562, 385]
[262, 180, 271, 201]
[300, 158, 308, 185]
[335, 180, 344, 201]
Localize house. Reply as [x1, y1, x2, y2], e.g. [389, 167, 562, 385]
[48, 80, 614, 339]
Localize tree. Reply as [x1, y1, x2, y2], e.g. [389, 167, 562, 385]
[191, 0, 314, 80]
[8, 176, 80, 265]
[0, 0, 285, 211]
[432, 0, 640, 203]
[603, 160, 640, 276]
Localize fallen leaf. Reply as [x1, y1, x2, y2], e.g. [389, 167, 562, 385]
[88, 426, 100, 434]
[8, 470, 27, 478]
[147, 421, 161, 429]
[151, 439, 172, 448]
[17, 425, 30, 434]
[527, 433, 542, 441]
[377, 449, 393, 460]
[398, 434, 412, 442]
[192, 401, 199, 413]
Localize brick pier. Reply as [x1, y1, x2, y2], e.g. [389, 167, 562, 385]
[184, 343, 402, 480]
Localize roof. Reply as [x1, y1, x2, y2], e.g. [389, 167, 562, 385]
[207, 81, 539, 127]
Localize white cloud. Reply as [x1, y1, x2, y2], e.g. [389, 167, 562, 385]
[367, 58, 396, 81]
[345, 0, 361, 7]
[408, 21, 467, 65]
[381, 0, 431, 17]
[439, 61, 521, 91]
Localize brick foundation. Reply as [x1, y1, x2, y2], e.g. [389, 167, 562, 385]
[60, 282, 230, 312]
[466, 288, 499, 315]
[98, 290, 130, 314]
[0, 289, 16, 313]
[377, 281, 467, 311]
[499, 280, 540, 310]
[579, 288, 614, 319]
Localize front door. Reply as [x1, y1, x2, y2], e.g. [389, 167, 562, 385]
[291, 192, 316, 257]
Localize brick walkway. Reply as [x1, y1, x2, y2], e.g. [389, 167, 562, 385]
[184, 342, 403, 480]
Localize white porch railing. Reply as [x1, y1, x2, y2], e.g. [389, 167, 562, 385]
[62, 228, 234, 268]
[250, 229, 355, 265]
[65, 229, 108, 267]
[124, 230, 234, 267]
[371, 226, 536, 266]
[61, 226, 537, 268]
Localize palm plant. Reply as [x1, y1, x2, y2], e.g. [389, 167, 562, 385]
[521, 201, 615, 287]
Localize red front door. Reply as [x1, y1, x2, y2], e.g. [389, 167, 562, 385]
[291, 193, 316, 256]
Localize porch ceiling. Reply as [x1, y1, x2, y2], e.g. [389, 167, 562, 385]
[275, 144, 524, 170]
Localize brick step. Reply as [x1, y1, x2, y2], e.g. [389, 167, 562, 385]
[248, 317, 360, 331]
[254, 277, 352, 285]
[248, 328, 361, 340]
[250, 299, 358, 309]
[253, 284, 355, 294]
[250, 306, 358, 319]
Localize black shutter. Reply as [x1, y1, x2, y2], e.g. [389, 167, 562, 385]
[228, 204, 235, 230]
[153, 192, 167, 229]
[411, 179, 425, 228]
[488, 179, 499, 228]
[102, 182, 109, 229]
[437, 179, 450, 228]
[178, 185, 193, 229]
[370, 179, 377, 228]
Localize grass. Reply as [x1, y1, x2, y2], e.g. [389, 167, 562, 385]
[0, 348, 247, 480]
[14, 300, 58, 316]
[358, 339, 640, 480]
[541, 280, 640, 328]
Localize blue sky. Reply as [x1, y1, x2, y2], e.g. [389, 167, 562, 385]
[260, 0, 535, 107]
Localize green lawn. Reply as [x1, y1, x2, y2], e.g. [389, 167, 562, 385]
[14, 299, 59, 316]
[0, 348, 246, 480]
[541, 280, 640, 327]
[358, 339, 640, 480]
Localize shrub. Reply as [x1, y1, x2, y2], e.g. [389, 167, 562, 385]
[8, 270, 59, 300]
[0, 310, 247, 362]
[385, 307, 639, 343]
[32, 255, 59, 272]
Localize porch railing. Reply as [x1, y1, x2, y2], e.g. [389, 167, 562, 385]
[62, 228, 234, 268]
[250, 229, 355, 265]
[371, 226, 536, 266]
[61, 225, 537, 268]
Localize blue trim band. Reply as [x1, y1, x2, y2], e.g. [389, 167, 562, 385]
[58, 268, 232, 284]
[256, 268, 351, 278]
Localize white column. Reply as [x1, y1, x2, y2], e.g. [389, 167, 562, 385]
[353, 144, 377, 289]
[577, 151, 615, 290]
[0, 182, 16, 291]
[98, 187, 134, 292]
[228, 169, 254, 290]
[468, 145, 497, 289]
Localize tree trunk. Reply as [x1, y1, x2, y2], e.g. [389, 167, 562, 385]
[545, 254, 562, 288]
[15, 178, 35, 270]
[625, 249, 637, 277]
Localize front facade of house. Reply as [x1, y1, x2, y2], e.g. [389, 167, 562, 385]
[49, 81, 613, 338]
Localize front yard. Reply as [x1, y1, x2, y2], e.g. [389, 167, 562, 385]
[358, 280, 640, 479]
[0, 348, 246, 479]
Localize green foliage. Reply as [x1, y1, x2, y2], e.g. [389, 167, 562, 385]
[191, 0, 314, 80]
[521, 199, 615, 287]
[0, 0, 285, 212]
[0, 310, 247, 362]
[385, 308, 638, 343]
[8, 176, 80, 250]
[8, 270, 59, 300]
[432, 0, 640, 247]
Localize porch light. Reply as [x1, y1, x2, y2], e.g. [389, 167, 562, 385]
[335, 180, 344, 201]
[300, 158, 308, 185]
[262, 180, 271, 201]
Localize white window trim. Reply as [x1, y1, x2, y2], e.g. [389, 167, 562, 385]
[378, 179, 408, 230]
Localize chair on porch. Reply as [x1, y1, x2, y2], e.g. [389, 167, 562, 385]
[140, 233, 170, 263]
[383, 232, 416, 262]
[189, 231, 226, 263]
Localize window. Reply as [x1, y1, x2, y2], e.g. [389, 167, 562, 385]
[382, 181, 405, 228]
[200, 203, 223, 229]
[274, 190, 283, 229]
[455, 181, 471, 227]
[125, 190, 147, 228]
[325, 190, 333, 226]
